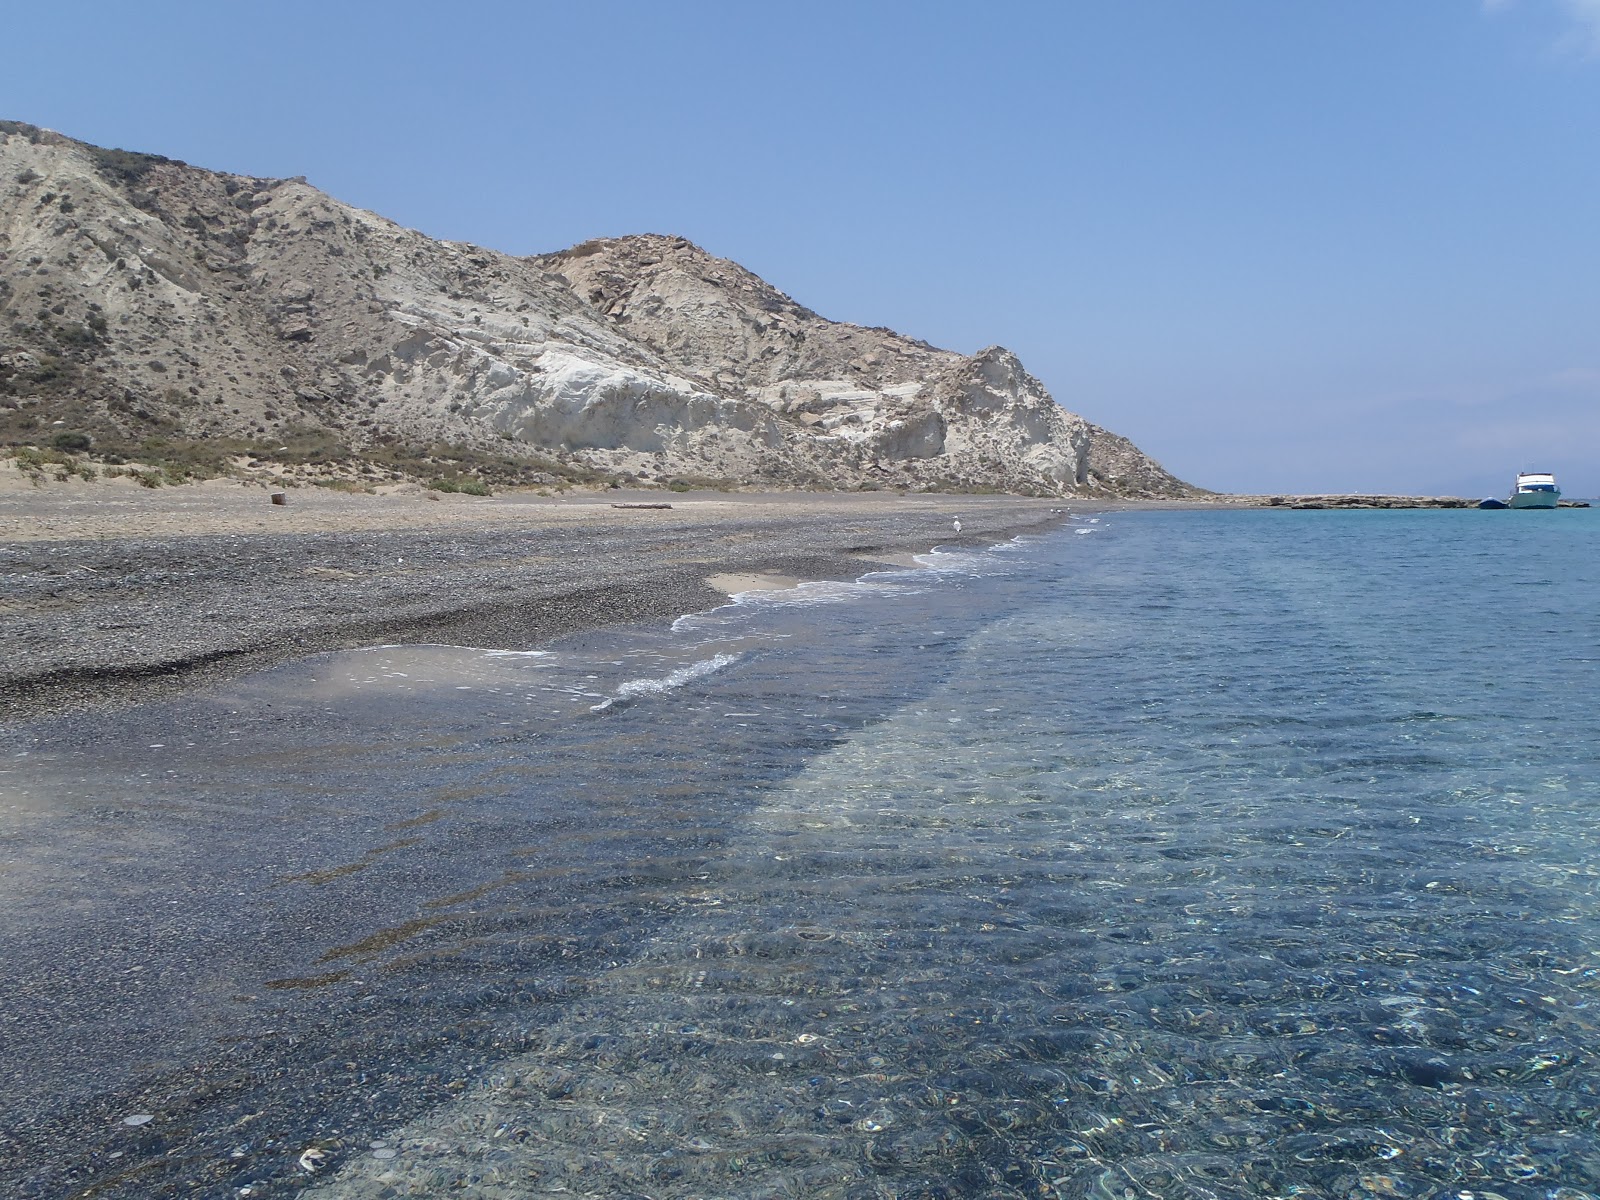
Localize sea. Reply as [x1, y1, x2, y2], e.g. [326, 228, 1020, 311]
[4, 506, 1599, 1200]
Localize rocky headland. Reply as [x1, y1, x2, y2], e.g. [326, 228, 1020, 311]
[0, 120, 1196, 499]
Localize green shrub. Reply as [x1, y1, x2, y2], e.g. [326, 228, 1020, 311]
[161, 463, 201, 485]
[9, 446, 94, 480]
[51, 430, 91, 452]
[427, 476, 491, 496]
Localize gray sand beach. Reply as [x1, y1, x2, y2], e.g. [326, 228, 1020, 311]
[0, 472, 1069, 721]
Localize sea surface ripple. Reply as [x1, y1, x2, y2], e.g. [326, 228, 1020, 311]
[3, 510, 1598, 1199]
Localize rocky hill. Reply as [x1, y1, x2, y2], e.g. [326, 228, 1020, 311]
[0, 121, 1196, 496]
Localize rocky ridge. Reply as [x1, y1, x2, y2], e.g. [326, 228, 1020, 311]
[0, 121, 1195, 496]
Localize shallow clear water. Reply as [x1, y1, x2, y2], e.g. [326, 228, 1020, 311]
[5, 509, 1600, 1199]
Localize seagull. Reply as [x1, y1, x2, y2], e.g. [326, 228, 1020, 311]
[952, 517, 962, 533]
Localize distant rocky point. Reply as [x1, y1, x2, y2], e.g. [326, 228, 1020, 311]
[0, 120, 1196, 497]
[1224, 494, 1590, 509]
[1259, 495, 1477, 509]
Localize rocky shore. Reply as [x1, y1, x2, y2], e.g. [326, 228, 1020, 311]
[0, 477, 1068, 721]
[1226, 493, 1590, 510]
[1218, 493, 1473, 508]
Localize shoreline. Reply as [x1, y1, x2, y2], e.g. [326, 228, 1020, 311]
[15, 472, 1559, 724]
[0, 483, 1073, 723]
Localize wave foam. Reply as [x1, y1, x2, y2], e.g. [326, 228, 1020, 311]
[591, 653, 741, 713]
[671, 580, 905, 633]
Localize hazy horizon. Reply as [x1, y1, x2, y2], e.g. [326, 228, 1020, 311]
[4, 1, 1597, 497]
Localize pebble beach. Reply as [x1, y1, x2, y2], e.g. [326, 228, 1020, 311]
[0, 469, 1068, 720]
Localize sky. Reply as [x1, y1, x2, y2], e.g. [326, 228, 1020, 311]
[4, 0, 1598, 496]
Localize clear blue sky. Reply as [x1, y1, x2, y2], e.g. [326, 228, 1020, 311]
[7, 1, 1599, 496]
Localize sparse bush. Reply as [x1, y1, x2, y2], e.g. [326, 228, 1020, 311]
[51, 430, 91, 452]
[87, 144, 178, 188]
[428, 476, 491, 496]
[26, 356, 64, 383]
[157, 457, 218, 485]
[10, 445, 96, 481]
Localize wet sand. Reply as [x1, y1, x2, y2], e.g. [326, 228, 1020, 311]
[0, 474, 1069, 720]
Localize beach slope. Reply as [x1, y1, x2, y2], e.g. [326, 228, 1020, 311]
[0, 475, 1065, 719]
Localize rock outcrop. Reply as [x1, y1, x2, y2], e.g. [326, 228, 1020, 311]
[0, 121, 1196, 496]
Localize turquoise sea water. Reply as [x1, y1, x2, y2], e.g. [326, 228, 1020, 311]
[4, 508, 1600, 1198]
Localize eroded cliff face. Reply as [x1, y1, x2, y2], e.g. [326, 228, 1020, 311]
[0, 122, 1197, 495]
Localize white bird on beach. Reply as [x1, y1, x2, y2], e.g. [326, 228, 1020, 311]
[952, 518, 962, 533]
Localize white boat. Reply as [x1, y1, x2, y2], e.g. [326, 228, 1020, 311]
[1508, 471, 1561, 509]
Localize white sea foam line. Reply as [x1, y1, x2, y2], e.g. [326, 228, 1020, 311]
[673, 540, 1044, 634]
[912, 551, 1004, 578]
[349, 643, 557, 670]
[855, 561, 941, 584]
[590, 653, 741, 712]
[671, 579, 903, 632]
[747, 579, 902, 607]
[990, 535, 1039, 553]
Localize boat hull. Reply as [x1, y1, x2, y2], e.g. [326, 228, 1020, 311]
[1508, 491, 1560, 509]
